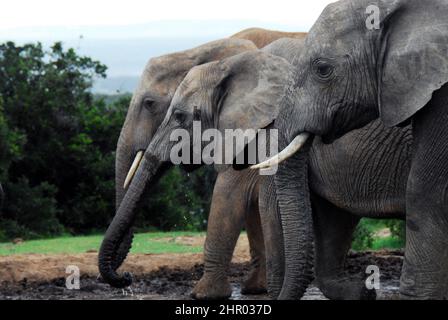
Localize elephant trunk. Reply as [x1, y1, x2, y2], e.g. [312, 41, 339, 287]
[258, 175, 285, 298]
[274, 134, 314, 300]
[116, 127, 133, 208]
[110, 127, 137, 271]
[99, 153, 160, 288]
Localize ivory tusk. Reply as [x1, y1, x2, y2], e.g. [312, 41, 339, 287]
[250, 133, 310, 170]
[123, 151, 144, 189]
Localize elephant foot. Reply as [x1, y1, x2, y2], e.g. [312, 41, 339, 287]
[318, 276, 377, 300]
[241, 267, 267, 295]
[191, 274, 232, 300]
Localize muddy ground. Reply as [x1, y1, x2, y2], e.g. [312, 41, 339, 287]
[0, 248, 403, 300]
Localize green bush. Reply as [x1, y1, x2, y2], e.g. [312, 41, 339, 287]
[0, 178, 63, 240]
[385, 219, 406, 240]
[352, 219, 374, 251]
[352, 218, 406, 251]
[0, 41, 216, 241]
[133, 166, 215, 232]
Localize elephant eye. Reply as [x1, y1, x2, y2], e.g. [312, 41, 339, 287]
[173, 109, 188, 124]
[142, 98, 154, 111]
[313, 59, 334, 79]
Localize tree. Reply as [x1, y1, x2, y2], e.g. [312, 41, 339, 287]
[0, 42, 216, 241]
[0, 42, 112, 239]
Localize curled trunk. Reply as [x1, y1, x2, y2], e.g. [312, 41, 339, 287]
[99, 154, 160, 288]
[111, 133, 136, 272]
[274, 140, 314, 300]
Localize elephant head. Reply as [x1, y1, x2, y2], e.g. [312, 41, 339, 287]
[254, 0, 448, 299]
[116, 38, 256, 207]
[100, 38, 256, 287]
[100, 50, 295, 288]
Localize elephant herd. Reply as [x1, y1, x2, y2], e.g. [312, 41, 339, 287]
[99, 0, 448, 300]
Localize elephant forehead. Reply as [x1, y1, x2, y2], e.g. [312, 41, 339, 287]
[180, 64, 222, 95]
[308, 0, 366, 45]
[141, 55, 194, 95]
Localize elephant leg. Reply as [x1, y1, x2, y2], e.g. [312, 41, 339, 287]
[191, 170, 247, 300]
[241, 193, 267, 295]
[312, 193, 376, 300]
[400, 94, 448, 300]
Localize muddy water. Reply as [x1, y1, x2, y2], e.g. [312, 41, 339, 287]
[0, 251, 402, 300]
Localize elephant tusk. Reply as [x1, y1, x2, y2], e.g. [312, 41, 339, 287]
[250, 133, 310, 170]
[124, 151, 144, 189]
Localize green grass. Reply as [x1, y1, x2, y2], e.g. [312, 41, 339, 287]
[0, 231, 205, 256]
[0, 220, 405, 256]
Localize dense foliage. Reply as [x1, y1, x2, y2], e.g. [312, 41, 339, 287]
[0, 42, 214, 241]
[352, 219, 405, 251]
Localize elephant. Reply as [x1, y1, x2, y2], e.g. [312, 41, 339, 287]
[101, 36, 418, 300]
[158, 41, 414, 301]
[256, 0, 448, 299]
[107, 37, 258, 299]
[101, 31, 309, 299]
[231, 27, 306, 48]
[188, 38, 309, 299]
[98, 44, 298, 296]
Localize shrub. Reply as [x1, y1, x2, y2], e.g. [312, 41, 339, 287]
[352, 219, 374, 251]
[0, 42, 216, 241]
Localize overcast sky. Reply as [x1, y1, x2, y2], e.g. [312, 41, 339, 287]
[0, 0, 335, 33]
[0, 0, 337, 89]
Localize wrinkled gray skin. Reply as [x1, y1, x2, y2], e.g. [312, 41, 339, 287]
[304, 121, 411, 300]
[98, 37, 258, 294]
[192, 39, 310, 299]
[263, 39, 413, 300]
[102, 33, 315, 299]
[102, 30, 310, 299]
[98, 47, 295, 295]
[274, 0, 448, 299]
[101, 37, 417, 301]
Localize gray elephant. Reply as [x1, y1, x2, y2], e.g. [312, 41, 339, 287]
[108, 38, 259, 299]
[98, 45, 295, 295]
[101, 37, 418, 300]
[256, 0, 448, 299]
[101, 30, 306, 299]
[150, 45, 415, 300]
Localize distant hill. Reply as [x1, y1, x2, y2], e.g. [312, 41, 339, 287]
[2, 20, 308, 94]
[93, 93, 132, 105]
[93, 76, 138, 95]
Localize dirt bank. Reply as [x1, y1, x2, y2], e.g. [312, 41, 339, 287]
[0, 235, 251, 283]
[0, 248, 403, 300]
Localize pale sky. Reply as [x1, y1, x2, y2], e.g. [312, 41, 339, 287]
[0, 0, 335, 30]
[0, 0, 337, 85]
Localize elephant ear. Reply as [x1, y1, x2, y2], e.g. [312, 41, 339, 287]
[213, 51, 293, 133]
[203, 51, 292, 172]
[378, 0, 448, 127]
